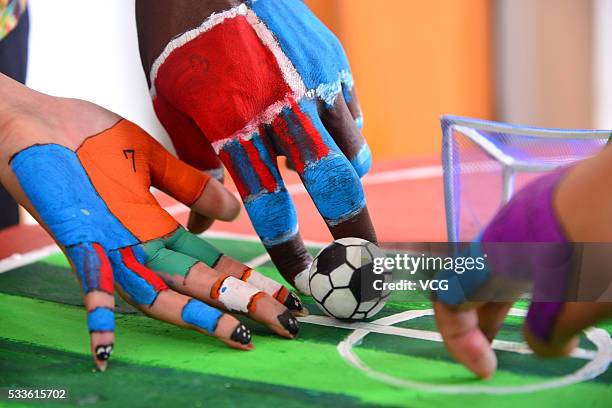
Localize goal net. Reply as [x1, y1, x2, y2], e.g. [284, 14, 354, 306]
[441, 115, 611, 242]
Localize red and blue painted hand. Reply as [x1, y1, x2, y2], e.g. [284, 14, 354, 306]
[149, 0, 375, 293]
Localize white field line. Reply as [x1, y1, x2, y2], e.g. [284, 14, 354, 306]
[23, 158, 497, 227]
[335, 309, 612, 394]
[200, 229, 327, 248]
[25, 160, 479, 226]
[245, 252, 272, 269]
[0, 227, 326, 274]
[8, 161, 485, 272]
[0, 243, 60, 274]
[299, 314, 597, 361]
[285, 164, 445, 195]
[163, 164, 447, 216]
[165, 160, 497, 216]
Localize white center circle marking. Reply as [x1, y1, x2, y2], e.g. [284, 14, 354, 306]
[337, 308, 612, 394]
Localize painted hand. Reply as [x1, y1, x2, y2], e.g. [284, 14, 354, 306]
[433, 169, 612, 378]
[6, 116, 304, 371]
[144, 0, 376, 294]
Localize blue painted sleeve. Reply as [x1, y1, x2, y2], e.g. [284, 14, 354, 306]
[87, 307, 115, 332]
[249, 0, 353, 104]
[244, 189, 298, 247]
[181, 299, 223, 334]
[109, 249, 159, 306]
[287, 99, 367, 225]
[66, 243, 101, 294]
[10, 144, 138, 250]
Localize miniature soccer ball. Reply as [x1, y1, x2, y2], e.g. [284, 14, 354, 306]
[308, 238, 391, 320]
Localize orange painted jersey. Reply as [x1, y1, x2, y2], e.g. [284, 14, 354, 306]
[77, 120, 209, 242]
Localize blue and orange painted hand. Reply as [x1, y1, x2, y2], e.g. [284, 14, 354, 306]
[148, 0, 376, 293]
[10, 119, 302, 370]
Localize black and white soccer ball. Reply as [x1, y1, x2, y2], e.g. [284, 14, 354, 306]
[308, 238, 391, 320]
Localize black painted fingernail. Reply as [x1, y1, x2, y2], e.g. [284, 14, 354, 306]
[284, 292, 303, 311]
[95, 344, 113, 361]
[278, 310, 299, 336]
[230, 324, 251, 345]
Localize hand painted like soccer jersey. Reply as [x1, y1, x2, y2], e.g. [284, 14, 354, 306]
[11, 120, 266, 339]
[151, 0, 369, 252]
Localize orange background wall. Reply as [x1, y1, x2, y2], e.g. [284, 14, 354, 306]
[306, 0, 493, 159]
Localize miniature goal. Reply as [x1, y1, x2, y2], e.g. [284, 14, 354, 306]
[441, 115, 611, 242]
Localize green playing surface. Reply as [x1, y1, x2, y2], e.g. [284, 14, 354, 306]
[1, 236, 611, 407]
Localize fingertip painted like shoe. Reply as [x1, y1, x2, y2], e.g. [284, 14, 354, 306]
[94, 344, 113, 372]
[293, 270, 311, 296]
[95, 344, 113, 361]
[277, 310, 299, 337]
[230, 324, 252, 345]
[284, 291, 304, 311]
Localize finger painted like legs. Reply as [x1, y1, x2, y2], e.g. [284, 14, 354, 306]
[115, 282, 253, 350]
[279, 291, 305, 316]
[159, 263, 299, 338]
[181, 298, 253, 350]
[230, 322, 252, 345]
[277, 310, 299, 336]
[524, 302, 612, 358]
[213, 256, 307, 315]
[433, 302, 497, 379]
[91, 332, 114, 372]
[84, 291, 115, 372]
[213, 131, 314, 296]
[88, 307, 114, 370]
[523, 322, 579, 358]
[266, 235, 313, 295]
[327, 207, 377, 243]
[208, 272, 299, 339]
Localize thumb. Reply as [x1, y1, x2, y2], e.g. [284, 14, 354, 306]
[146, 133, 240, 222]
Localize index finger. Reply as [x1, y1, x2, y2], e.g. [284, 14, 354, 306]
[433, 302, 497, 379]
